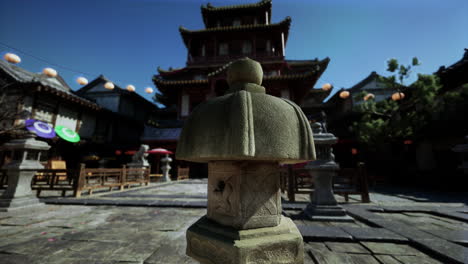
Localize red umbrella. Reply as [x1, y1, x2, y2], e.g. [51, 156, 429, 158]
[146, 148, 173, 174]
[124, 150, 137, 155]
[146, 148, 173, 154]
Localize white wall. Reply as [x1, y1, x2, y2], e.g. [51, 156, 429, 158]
[55, 105, 78, 130]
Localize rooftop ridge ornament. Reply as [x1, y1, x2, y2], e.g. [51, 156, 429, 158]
[178, 57, 310, 264]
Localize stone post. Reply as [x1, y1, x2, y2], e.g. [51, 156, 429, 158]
[0, 132, 50, 212]
[304, 123, 353, 222]
[160, 154, 172, 182]
[177, 58, 316, 264]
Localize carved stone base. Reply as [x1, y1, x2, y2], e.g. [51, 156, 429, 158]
[187, 215, 304, 264]
[304, 204, 354, 222]
[0, 195, 45, 212]
[207, 161, 281, 229]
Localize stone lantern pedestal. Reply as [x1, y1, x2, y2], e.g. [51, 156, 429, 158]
[177, 58, 316, 264]
[0, 133, 50, 212]
[304, 123, 353, 222]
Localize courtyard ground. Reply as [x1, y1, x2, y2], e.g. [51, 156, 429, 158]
[1, 179, 467, 264]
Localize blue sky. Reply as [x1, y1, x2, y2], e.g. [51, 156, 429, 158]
[1, 0, 467, 105]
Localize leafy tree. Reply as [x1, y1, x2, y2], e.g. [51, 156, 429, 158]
[351, 57, 438, 147]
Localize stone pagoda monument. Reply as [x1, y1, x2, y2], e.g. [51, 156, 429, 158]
[177, 58, 315, 264]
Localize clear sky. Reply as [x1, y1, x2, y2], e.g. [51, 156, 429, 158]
[1, 0, 467, 105]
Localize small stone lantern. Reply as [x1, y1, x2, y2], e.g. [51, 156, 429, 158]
[0, 132, 50, 211]
[160, 154, 172, 182]
[177, 58, 315, 264]
[304, 123, 353, 221]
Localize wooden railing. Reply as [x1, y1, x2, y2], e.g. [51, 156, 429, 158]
[0, 164, 150, 197]
[75, 165, 150, 197]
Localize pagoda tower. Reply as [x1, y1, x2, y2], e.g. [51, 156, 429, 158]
[153, 0, 330, 119]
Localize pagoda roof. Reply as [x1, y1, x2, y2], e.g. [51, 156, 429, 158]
[201, 0, 272, 12]
[153, 57, 330, 88]
[201, 0, 272, 27]
[208, 58, 330, 78]
[179, 16, 291, 48]
[157, 66, 186, 75]
[152, 77, 209, 87]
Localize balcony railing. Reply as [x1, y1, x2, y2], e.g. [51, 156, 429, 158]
[187, 53, 284, 66]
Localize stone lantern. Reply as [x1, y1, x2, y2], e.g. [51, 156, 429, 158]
[304, 122, 353, 222]
[160, 155, 172, 182]
[177, 58, 315, 264]
[0, 132, 50, 211]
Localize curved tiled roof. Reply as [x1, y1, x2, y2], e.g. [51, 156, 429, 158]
[152, 77, 209, 86]
[179, 17, 291, 47]
[0, 60, 100, 109]
[180, 16, 290, 34]
[154, 58, 330, 87]
[201, 0, 272, 12]
[157, 66, 186, 75]
[208, 57, 330, 80]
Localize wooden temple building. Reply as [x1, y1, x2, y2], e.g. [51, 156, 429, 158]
[152, 0, 330, 121]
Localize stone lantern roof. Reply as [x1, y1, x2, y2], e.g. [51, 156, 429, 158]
[176, 57, 315, 164]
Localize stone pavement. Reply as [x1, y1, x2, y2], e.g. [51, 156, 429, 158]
[0, 180, 467, 264]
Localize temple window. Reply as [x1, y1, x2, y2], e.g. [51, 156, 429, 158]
[216, 20, 221, 27]
[219, 43, 229, 56]
[242, 41, 252, 54]
[254, 17, 258, 25]
[201, 44, 206, 57]
[233, 19, 241, 26]
[266, 40, 271, 54]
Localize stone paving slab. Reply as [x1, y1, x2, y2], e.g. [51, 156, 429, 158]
[345, 205, 468, 264]
[340, 226, 408, 242]
[1, 180, 466, 263]
[297, 224, 354, 241]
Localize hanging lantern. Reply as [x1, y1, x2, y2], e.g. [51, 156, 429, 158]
[76, 77, 88, 85]
[364, 93, 375, 101]
[104, 82, 115, 90]
[391, 92, 405, 101]
[3, 53, 21, 64]
[145, 87, 153, 94]
[126, 85, 135, 92]
[322, 83, 332, 91]
[42, 67, 57, 77]
[339, 90, 350, 99]
[351, 148, 358, 155]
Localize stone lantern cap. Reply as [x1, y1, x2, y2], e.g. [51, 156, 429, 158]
[1, 133, 51, 152]
[1, 133, 50, 171]
[309, 122, 338, 145]
[176, 58, 315, 164]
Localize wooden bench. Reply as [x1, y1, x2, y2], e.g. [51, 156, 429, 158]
[149, 173, 163, 182]
[284, 164, 315, 202]
[333, 162, 370, 203]
[177, 167, 189, 181]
